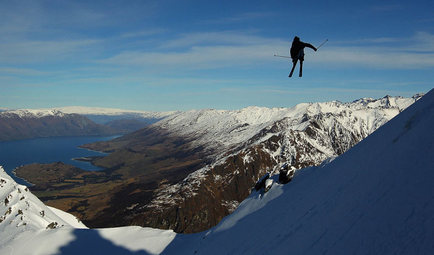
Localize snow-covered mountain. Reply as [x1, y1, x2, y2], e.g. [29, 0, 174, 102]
[194, 88, 434, 254]
[64, 94, 423, 233]
[0, 166, 87, 248]
[157, 95, 420, 153]
[125, 94, 423, 233]
[0, 109, 67, 119]
[0, 109, 120, 142]
[0, 166, 176, 254]
[1, 89, 433, 254]
[46, 106, 178, 125]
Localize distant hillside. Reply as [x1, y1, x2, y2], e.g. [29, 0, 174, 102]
[48, 106, 177, 125]
[0, 109, 120, 142]
[103, 119, 149, 134]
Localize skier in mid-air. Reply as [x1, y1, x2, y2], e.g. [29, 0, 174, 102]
[289, 36, 317, 77]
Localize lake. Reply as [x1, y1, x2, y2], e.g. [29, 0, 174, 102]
[0, 135, 120, 186]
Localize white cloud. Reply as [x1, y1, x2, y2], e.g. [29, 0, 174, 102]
[0, 39, 101, 64]
[312, 32, 434, 69]
[158, 31, 282, 49]
[100, 31, 287, 70]
[99, 31, 434, 72]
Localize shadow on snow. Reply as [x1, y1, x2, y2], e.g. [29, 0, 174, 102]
[57, 229, 152, 255]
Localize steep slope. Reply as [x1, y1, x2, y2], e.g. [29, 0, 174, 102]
[80, 94, 421, 233]
[193, 88, 434, 254]
[0, 166, 176, 255]
[0, 166, 87, 248]
[0, 109, 120, 142]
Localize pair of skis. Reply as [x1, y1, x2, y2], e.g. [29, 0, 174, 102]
[289, 59, 302, 78]
[274, 39, 328, 78]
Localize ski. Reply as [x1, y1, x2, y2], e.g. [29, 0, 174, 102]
[289, 59, 298, 77]
[299, 60, 303, 77]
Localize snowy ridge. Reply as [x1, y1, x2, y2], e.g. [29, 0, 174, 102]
[194, 89, 434, 254]
[157, 95, 420, 152]
[2, 106, 178, 125]
[0, 109, 66, 119]
[48, 106, 177, 119]
[0, 167, 86, 247]
[143, 95, 422, 212]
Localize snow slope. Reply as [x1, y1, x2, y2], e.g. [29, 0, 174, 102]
[0, 109, 66, 119]
[141, 94, 422, 221]
[0, 90, 433, 254]
[194, 88, 434, 254]
[156, 95, 420, 152]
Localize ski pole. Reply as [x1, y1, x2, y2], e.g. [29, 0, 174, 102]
[317, 39, 328, 50]
[274, 55, 291, 58]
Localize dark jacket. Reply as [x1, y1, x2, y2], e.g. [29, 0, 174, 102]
[290, 36, 316, 60]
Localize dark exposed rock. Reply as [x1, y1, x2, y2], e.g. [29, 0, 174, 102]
[279, 163, 295, 184]
[255, 173, 270, 191]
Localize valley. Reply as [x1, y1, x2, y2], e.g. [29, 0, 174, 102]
[14, 128, 208, 229]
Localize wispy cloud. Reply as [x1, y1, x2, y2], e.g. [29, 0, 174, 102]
[120, 29, 167, 39]
[0, 39, 101, 64]
[100, 31, 286, 70]
[200, 12, 274, 25]
[98, 31, 434, 72]
[370, 4, 405, 13]
[158, 31, 281, 49]
[313, 32, 434, 69]
[0, 68, 53, 76]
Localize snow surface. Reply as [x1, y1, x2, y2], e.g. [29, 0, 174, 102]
[45, 106, 177, 119]
[155, 95, 420, 152]
[1, 91, 433, 254]
[0, 109, 66, 119]
[195, 89, 434, 254]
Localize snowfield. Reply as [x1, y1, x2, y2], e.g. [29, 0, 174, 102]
[1, 90, 433, 254]
[156, 95, 420, 152]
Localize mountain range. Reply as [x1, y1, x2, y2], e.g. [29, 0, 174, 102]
[47, 106, 177, 125]
[73, 94, 422, 233]
[0, 88, 432, 254]
[0, 109, 120, 142]
[0, 107, 177, 142]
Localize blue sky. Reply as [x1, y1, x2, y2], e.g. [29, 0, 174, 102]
[1, 0, 433, 111]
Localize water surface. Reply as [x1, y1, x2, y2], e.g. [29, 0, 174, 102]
[0, 135, 119, 185]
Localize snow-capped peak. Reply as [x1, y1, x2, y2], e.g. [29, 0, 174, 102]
[1, 109, 66, 119]
[47, 106, 178, 119]
[157, 94, 422, 152]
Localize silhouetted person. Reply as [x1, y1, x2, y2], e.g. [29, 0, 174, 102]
[289, 36, 317, 77]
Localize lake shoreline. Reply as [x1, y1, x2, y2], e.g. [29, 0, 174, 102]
[0, 135, 119, 185]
